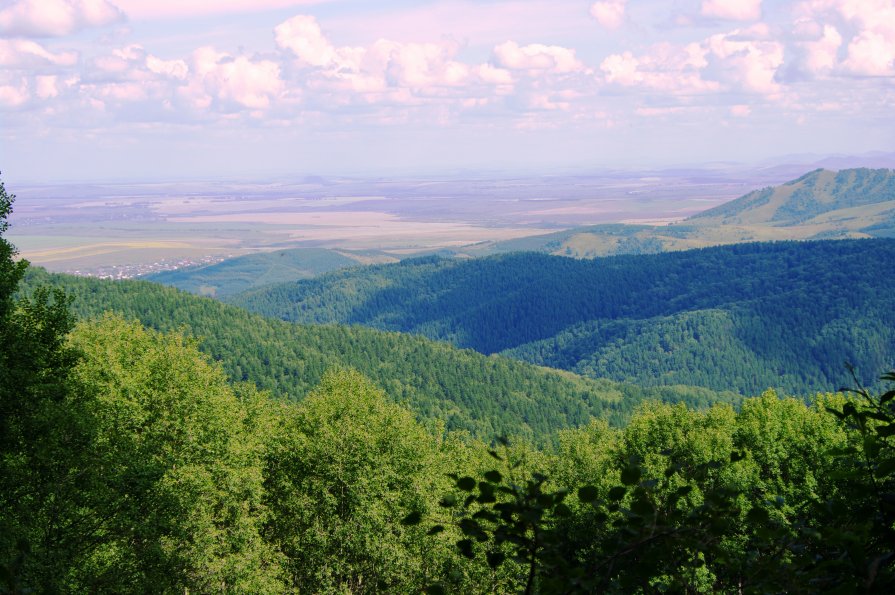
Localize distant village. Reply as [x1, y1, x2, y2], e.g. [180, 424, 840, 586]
[67, 254, 229, 280]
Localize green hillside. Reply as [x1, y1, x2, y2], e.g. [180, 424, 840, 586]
[227, 239, 895, 394]
[21, 268, 738, 441]
[143, 247, 389, 298]
[485, 168, 895, 257]
[690, 167, 895, 226]
[9, 177, 895, 594]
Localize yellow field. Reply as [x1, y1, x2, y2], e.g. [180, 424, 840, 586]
[24, 241, 196, 263]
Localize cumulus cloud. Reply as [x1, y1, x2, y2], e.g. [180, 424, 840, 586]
[187, 46, 284, 110]
[475, 63, 513, 85]
[844, 30, 895, 75]
[701, 0, 762, 21]
[274, 14, 342, 68]
[35, 74, 59, 98]
[601, 25, 784, 97]
[704, 28, 784, 94]
[0, 77, 28, 107]
[0, 0, 124, 37]
[146, 55, 189, 80]
[600, 43, 719, 94]
[803, 24, 842, 72]
[274, 13, 513, 109]
[493, 41, 585, 73]
[795, 0, 895, 76]
[590, 0, 626, 30]
[2, 0, 888, 137]
[840, 0, 895, 75]
[0, 38, 78, 67]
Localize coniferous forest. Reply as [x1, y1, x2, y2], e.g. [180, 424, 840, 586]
[228, 240, 895, 394]
[4, 170, 895, 594]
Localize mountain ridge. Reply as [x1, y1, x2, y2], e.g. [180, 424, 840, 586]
[227, 238, 895, 395]
[487, 167, 895, 258]
[20, 267, 740, 441]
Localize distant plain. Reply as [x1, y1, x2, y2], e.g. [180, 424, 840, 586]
[6, 168, 784, 275]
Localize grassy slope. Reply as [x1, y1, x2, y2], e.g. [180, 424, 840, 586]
[487, 168, 895, 258]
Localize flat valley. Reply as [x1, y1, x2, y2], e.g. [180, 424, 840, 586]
[6, 167, 784, 277]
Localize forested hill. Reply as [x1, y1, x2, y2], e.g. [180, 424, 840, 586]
[487, 168, 895, 257]
[689, 167, 895, 226]
[21, 268, 739, 440]
[143, 247, 390, 298]
[227, 239, 895, 394]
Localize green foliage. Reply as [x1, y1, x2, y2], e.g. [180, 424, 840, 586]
[264, 369, 451, 592]
[229, 239, 895, 394]
[144, 247, 360, 298]
[8, 170, 895, 593]
[65, 315, 285, 592]
[3, 178, 286, 593]
[805, 367, 895, 590]
[686, 167, 895, 230]
[411, 373, 895, 593]
[22, 267, 736, 441]
[417, 438, 747, 593]
[0, 175, 85, 592]
[0, 174, 27, 322]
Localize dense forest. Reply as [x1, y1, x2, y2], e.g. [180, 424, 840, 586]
[5, 174, 895, 593]
[144, 247, 363, 298]
[227, 239, 895, 394]
[21, 268, 741, 441]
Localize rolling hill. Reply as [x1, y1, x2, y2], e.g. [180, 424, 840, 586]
[487, 168, 895, 258]
[226, 239, 895, 395]
[143, 247, 395, 298]
[21, 268, 739, 441]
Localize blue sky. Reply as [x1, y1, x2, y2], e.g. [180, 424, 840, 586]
[1, 0, 894, 182]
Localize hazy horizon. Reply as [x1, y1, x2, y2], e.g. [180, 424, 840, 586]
[2, 0, 894, 183]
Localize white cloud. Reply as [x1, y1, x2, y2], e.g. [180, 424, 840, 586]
[0, 0, 123, 37]
[0, 0, 885, 147]
[112, 0, 330, 20]
[274, 14, 342, 68]
[0, 78, 28, 107]
[701, 0, 762, 21]
[0, 38, 78, 67]
[600, 43, 719, 94]
[35, 74, 59, 98]
[795, 0, 895, 75]
[802, 24, 842, 73]
[188, 46, 284, 110]
[599, 24, 786, 99]
[600, 51, 639, 85]
[590, 0, 626, 30]
[274, 14, 512, 107]
[91, 44, 146, 77]
[382, 41, 471, 88]
[703, 28, 784, 94]
[843, 30, 895, 75]
[493, 41, 585, 74]
[90, 80, 146, 101]
[476, 63, 513, 86]
[146, 55, 189, 80]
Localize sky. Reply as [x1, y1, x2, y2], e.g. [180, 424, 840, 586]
[1, 0, 894, 182]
